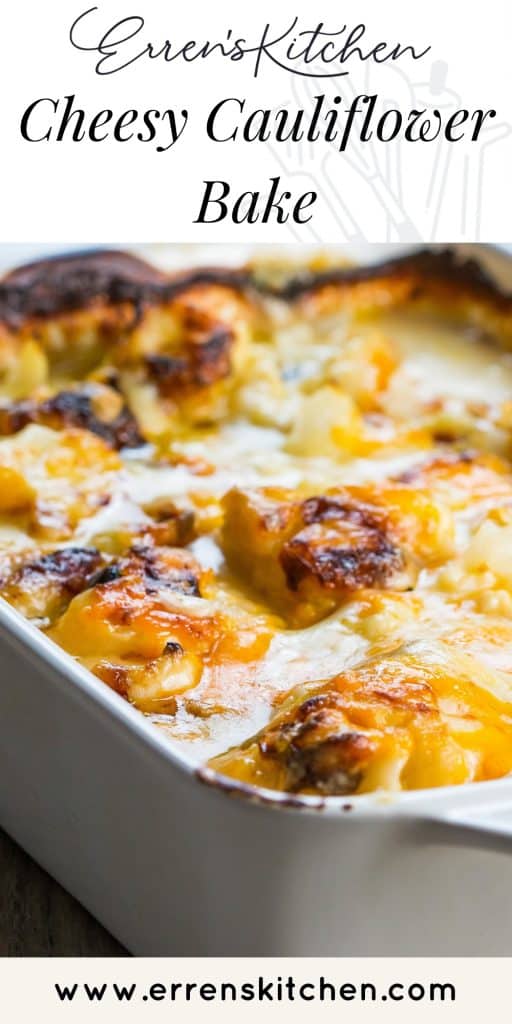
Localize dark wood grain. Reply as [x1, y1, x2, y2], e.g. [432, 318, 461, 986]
[0, 828, 127, 956]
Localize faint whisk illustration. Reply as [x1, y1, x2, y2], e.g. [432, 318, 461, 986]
[262, 59, 510, 242]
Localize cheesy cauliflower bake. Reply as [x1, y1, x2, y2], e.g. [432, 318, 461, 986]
[2, 246, 512, 798]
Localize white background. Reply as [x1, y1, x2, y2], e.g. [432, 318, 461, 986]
[0, 0, 511, 241]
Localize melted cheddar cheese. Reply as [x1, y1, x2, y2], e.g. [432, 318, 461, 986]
[2, 246, 512, 798]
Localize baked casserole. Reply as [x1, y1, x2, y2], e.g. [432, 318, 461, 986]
[2, 246, 512, 798]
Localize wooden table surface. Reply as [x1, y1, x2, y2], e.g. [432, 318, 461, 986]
[0, 828, 126, 956]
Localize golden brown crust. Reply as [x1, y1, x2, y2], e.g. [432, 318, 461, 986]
[46, 544, 215, 665]
[2, 546, 104, 621]
[91, 544, 205, 598]
[1, 248, 511, 453]
[257, 691, 377, 795]
[139, 499, 196, 548]
[270, 248, 506, 300]
[0, 385, 145, 449]
[272, 249, 512, 346]
[210, 642, 512, 795]
[280, 495, 405, 594]
[221, 486, 427, 625]
[45, 541, 274, 712]
[145, 311, 234, 397]
[3, 247, 511, 342]
[0, 249, 249, 329]
[0, 252, 256, 438]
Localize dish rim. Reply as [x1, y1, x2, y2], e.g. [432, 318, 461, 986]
[3, 592, 512, 822]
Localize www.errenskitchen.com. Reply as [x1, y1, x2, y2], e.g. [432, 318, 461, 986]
[54, 976, 456, 1005]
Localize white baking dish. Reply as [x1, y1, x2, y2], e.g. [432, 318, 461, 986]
[2, 243, 512, 956]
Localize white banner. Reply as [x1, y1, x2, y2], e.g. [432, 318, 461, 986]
[0, 958, 506, 1020]
[0, 0, 511, 241]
